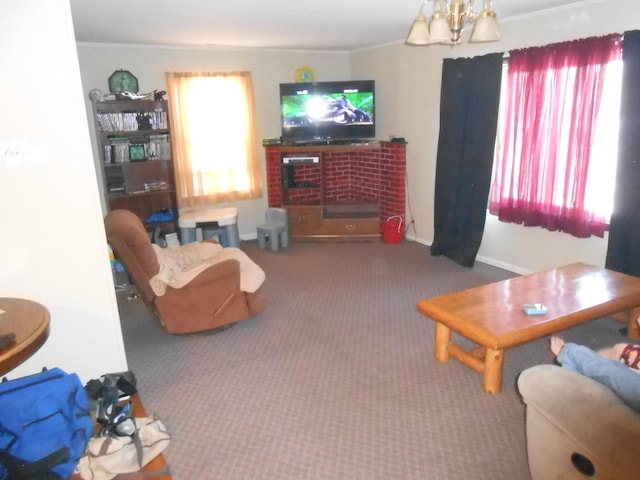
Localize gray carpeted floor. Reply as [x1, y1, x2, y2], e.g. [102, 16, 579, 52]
[115, 240, 626, 480]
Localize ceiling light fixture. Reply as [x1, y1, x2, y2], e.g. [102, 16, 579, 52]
[406, 0, 501, 46]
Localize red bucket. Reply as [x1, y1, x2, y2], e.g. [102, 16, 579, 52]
[383, 216, 404, 244]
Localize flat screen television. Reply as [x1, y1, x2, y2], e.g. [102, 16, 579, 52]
[279, 80, 375, 144]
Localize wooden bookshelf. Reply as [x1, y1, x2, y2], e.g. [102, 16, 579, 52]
[92, 99, 177, 232]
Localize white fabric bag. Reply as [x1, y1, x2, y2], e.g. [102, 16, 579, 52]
[75, 416, 170, 480]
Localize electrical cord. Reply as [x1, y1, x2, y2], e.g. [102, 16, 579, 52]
[404, 167, 417, 239]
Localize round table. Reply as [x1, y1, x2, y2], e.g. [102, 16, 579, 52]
[0, 297, 50, 376]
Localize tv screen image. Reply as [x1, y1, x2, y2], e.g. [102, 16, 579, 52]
[279, 80, 375, 143]
[282, 91, 373, 127]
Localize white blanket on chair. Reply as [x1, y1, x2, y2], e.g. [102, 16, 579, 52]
[149, 242, 265, 296]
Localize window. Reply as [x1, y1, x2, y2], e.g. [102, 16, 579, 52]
[489, 35, 623, 238]
[165, 71, 263, 208]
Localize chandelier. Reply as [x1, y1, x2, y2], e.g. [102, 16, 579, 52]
[406, 0, 501, 46]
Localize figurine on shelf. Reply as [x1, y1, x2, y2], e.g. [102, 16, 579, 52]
[136, 113, 152, 130]
[90, 88, 167, 102]
[89, 89, 115, 102]
[115, 91, 155, 101]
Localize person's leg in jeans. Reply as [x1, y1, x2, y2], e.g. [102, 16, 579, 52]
[553, 340, 640, 411]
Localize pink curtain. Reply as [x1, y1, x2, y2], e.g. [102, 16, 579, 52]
[489, 34, 622, 238]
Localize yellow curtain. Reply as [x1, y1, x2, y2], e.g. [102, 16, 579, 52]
[165, 71, 263, 208]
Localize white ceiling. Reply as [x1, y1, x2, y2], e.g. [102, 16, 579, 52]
[70, 0, 586, 51]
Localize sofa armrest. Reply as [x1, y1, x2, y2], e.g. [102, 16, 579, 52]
[518, 364, 640, 480]
[519, 364, 640, 423]
[153, 258, 247, 334]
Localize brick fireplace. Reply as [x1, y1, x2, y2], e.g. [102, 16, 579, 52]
[264, 141, 406, 240]
[266, 141, 405, 215]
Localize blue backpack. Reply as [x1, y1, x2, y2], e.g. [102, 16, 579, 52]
[0, 368, 93, 479]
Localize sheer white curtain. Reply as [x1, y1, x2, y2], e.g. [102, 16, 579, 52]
[165, 71, 263, 207]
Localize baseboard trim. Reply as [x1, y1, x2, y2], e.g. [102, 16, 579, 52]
[406, 234, 527, 275]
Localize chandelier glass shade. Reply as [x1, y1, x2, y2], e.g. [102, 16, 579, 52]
[406, 0, 501, 46]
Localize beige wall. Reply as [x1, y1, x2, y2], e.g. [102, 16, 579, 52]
[76, 45, 350, 235]
[77, 1, 639, 276]
[0, 0, 127, 382]
[352, 0, 640, 274]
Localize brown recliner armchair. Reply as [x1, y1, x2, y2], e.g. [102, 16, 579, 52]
[104, 209, 266, 334]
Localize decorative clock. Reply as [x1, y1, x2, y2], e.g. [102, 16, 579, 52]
[294, 66, 315, 83]
[108, 69, 139, 94]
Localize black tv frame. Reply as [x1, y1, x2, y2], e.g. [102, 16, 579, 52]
[279, 80, 375, 144]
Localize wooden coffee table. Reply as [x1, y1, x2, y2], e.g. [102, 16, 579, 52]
[416, 263, 640, 394]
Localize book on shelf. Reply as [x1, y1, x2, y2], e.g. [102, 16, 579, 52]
[105, 168, 125, 192]
[151, 110, 168, 129]
[104, 135, 163, 164]
[144, 180, 168, 191]
[103, 145, 111, 164]
[147, 134, 171, 160]
[97, 110, 168, 132]
[110, 143, 130, 163]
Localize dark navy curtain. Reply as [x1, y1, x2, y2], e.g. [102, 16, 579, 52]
[606, 30, 640, 277]
[430, 53, 504, 267]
